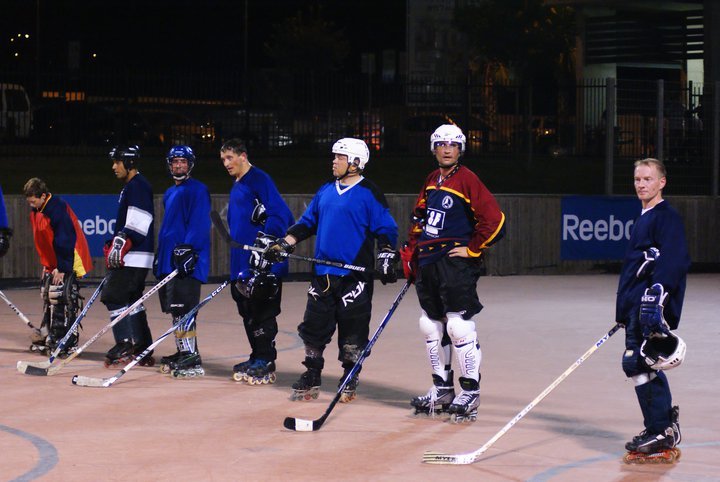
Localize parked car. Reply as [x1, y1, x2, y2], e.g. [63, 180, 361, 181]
[1, 83, 33, 142]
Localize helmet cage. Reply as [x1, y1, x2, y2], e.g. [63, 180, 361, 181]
[166, 145, 196, 181]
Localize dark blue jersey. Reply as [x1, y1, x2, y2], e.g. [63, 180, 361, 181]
[114, 173, 154, 269]
[227, 166, 294, 280]
[616, 200, 691, 329]
[288, 177, 398, 277]
[155, 178, 211, 282]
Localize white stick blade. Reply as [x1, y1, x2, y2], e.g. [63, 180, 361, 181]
[422, 451, 476, 465]
[71, 375, 108, 387]
[283, 417, 314, 432]
[17, 360, 52, 373]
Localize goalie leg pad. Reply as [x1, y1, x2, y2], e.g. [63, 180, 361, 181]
[419, 311, 451, 379]
[447, 312, 481, 381]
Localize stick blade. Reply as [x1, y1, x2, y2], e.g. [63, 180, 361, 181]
[422, 451, 476, 465]
[17, 360, 52, 373]
[19, 362, 51, 376]
[71, 375, 108, 387]
[283, 417, 316, 432]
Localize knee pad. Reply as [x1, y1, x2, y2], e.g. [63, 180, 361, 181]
[622, 347, 652, 378]
[339, 342, 364, 366]
[446, 313, 477, 347]
[419, 311, 444, 341]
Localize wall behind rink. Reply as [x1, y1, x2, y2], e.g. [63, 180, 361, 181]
[1, 194, 718, 281]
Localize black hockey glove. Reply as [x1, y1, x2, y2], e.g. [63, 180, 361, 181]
[251, 198, 267, 226]
[250, 232, 276, 270]
[376, 246, 399, 285]
[172, 244, 198, 278]
[636, 247, 660, 279]
[639, 283, 670, 339]
[106, 232, 133, 269]
[0, 227, 12, 258]
[264, 237, 294, 263]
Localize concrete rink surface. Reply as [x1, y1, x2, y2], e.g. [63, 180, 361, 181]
[1, 274, 719, 481]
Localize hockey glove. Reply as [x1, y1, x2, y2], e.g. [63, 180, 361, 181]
[639, 283, 671, 339]
[636, 247, 660, 279]
[250, 232, 276, 270]
[399, 242, 418, 283]
[264, 237, 294, 263]
[172, 244, 198, 278]
[376, 246, 399, 285]
[251, 198, 267, 226]
[107, 232, 133, 269]
[0, 227, 12, 258]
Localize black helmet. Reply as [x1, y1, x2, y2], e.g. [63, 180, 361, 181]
[109, 145, 140, 171]
[235, 269, 279, 301]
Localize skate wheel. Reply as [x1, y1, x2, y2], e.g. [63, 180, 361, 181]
[139, 357, 155, 367]
[232, 372, 245, 382]
[159, 364, 171, 374]
[268, 373, 277, 384]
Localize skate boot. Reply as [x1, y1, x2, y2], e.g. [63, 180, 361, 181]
[290, 360, 322, 401]
[104, 340, 135, 368]
[411, 371, 455, 417]
[159, 351, 183, 374]
[29, 329, 49, 355]
[448, 377, 480, 423]
[624, 406, 681, 464]
[133, 344, 155, 367]
[170, 352, 205, 379]
[233, 359, 276, 385]
[56, 332, 79, 359]
[338, 366, 360, 404]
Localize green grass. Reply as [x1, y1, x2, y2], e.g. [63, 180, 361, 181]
[0, 146, 606, 195]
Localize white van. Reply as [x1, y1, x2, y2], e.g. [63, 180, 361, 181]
[1, 83, 33, 141]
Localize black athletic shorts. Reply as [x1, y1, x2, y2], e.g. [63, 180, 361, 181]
[100, 267, 149, 307]
[415, 255, 483, 321]
[158, 275, 202, 317]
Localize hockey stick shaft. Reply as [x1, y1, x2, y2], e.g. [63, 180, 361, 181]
[0, 289, 38, 330]
[284, 281, 411, 431]
[45, 276, 107, 364]
[21, 270, 178, 376]
[423, 323, 622, 464]
[72, 279, 230, 387]
[211, 209, 368, 273]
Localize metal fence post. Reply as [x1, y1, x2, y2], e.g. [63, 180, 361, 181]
[656, 79, 664, 161]
[713, 81, 719, 197]
[605, 78, 616, 195]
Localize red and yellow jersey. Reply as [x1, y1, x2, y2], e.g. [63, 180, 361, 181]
[408, 165, 505, 266]
[30, 194, 93, 277]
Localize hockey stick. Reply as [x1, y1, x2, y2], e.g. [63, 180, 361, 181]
[284, 280, 412, 432]
[210, 209, 368, 273]
[72, 279, 230, 388]
[422, 323, 623, 465]
[18, 270, 178, 377]
[0, 288, 41, 333]
[16, 276, 107, 373]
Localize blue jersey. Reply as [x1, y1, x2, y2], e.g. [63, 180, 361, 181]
[616, 200, 691, 329]
[155, 178, 211, 282]
[114, 173, 154, 269]
[0, 184, 8, 229]
[288, 177, 398, 277]
[227, 166, 294, 280]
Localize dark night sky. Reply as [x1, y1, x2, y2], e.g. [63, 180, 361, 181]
[3, 0, 406, 73]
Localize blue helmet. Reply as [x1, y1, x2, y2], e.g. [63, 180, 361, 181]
[166, 145, 196, 181]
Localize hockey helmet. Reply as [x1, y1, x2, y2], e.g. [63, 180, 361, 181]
[109, 145, 140, 171]
[640, 331, 686, 371]
[166, 145, 196, 181]
[236, 269, 279, 302]
[332, 138, 370, 170]
[430, 124, 466, 153]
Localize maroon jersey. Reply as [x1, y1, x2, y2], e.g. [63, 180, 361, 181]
[408, 165, 505, 266]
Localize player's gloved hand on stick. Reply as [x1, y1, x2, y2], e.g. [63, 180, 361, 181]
[106, 232, 133, 269]
[376, 246, 399, 285]
[250, 232, 276, 270]
[172, 244, 198, 278]
[264, 237, 294, 263]
[636, 247, 660, 279]
[399, 242, 417, 283]
[0, 227, 12, 258]
[639, 283, 670, 338]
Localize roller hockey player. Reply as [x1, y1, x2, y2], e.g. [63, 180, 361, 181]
[155, 145, 211, 379]
[403, 125, 505, 423]
[220, 139, 294, 385]
[263, 138, 398, 403]
[616, 158, 690, 465]
[24, 178, 93, 357]
[102, 145, 156, 369]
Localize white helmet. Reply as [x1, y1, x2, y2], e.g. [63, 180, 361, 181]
[430, 124, 466, 153]
[640, 331, 686, 371]
[332, 138, 370, 170]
